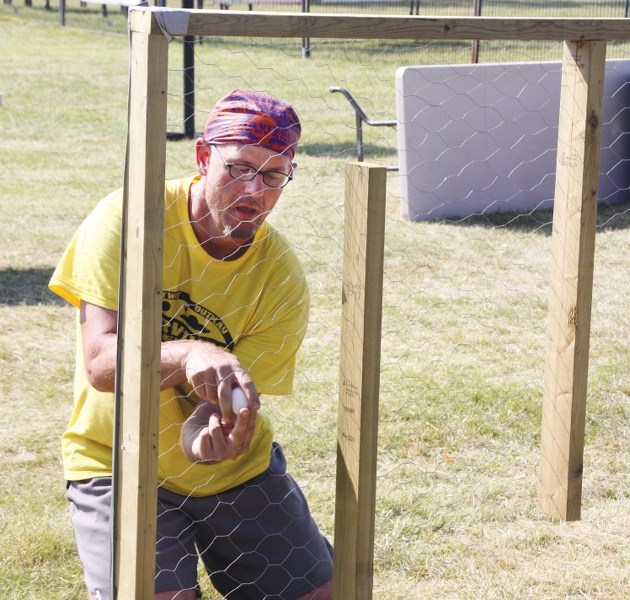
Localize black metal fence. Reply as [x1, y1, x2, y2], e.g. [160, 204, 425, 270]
[199, 0, 630, 62]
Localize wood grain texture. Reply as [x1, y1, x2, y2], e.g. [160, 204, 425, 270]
[129, 9, 630, 41]
[334, 163, 386, 600]
[114, 25, 169, 600]
[538, 40, 605, 522]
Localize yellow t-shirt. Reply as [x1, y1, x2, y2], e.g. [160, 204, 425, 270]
[49, 176, 309, 496]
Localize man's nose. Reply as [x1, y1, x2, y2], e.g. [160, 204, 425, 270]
[240, 173, 267, 194]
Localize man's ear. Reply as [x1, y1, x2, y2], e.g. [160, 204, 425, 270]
[196, 139, 210, 175]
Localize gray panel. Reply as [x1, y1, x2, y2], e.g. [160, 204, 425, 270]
[396, 60, 630, 220]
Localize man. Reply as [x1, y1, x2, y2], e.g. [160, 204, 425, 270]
[50, 89, 334, 600]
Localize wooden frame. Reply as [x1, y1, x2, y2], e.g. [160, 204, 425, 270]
[335, 163, 386, 600]
[114, 13, 169, 599]
[539, 40, 607, 522]
[121, 9, 630, 599]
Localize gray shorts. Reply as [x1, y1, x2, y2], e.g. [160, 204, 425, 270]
[67, 443, 333, 600]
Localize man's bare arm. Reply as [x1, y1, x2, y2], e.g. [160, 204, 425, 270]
[80, 300, 260, 424]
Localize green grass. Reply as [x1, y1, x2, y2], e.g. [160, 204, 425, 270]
[3, 5, 630, 599]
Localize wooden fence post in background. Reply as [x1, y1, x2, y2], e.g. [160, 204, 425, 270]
[538, 40, 606, 522]
[333, 163, 387, 599]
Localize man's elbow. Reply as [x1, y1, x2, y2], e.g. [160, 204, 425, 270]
[84, 359, 116, 393]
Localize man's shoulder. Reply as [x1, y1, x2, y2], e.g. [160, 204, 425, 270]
[165, 176, 198, 200]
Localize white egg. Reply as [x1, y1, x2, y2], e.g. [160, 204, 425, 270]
[232, 387, 249, 413]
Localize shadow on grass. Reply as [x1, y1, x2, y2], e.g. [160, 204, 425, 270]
[441, 208, 555, 235]
[0, 267, 64, 306]
[416, 199, 630, 235]
[298, 141, 397, 161]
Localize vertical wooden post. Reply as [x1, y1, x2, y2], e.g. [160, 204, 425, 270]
[333, 163, 386, 600]
[538, 40, 606, 522]
[113, 10, 169, 599]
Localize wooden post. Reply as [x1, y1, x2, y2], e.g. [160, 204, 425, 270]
[333, 163, 386, 600]
[538, 40, 606, 522]
[113, 10, 169, 599]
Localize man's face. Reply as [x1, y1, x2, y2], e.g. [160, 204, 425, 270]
[197, 142, 293, 249]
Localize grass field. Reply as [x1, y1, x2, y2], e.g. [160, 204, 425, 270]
[2, 4, 630, 599]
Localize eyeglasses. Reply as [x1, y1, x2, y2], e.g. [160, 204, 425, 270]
[210, 144, 293, 189]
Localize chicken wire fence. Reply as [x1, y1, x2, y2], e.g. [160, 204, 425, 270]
[111, 10, 630, 599]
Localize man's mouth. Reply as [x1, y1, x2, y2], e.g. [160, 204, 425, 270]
[234, 205, 259, 221]
[230, 200, 263, 223]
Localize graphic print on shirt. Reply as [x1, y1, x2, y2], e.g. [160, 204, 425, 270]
[162, 290, 235, 350]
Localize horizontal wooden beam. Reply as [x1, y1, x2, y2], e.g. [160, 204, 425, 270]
[130, 9, 630, 41]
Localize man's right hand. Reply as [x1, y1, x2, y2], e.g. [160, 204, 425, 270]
[182, 399, 257, 464]
[162, 339, 260, 427]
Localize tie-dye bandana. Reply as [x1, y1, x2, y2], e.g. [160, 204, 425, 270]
[203, 89, 301, 158]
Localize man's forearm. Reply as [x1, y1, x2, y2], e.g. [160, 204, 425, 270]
[160, 340, 193, 389]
